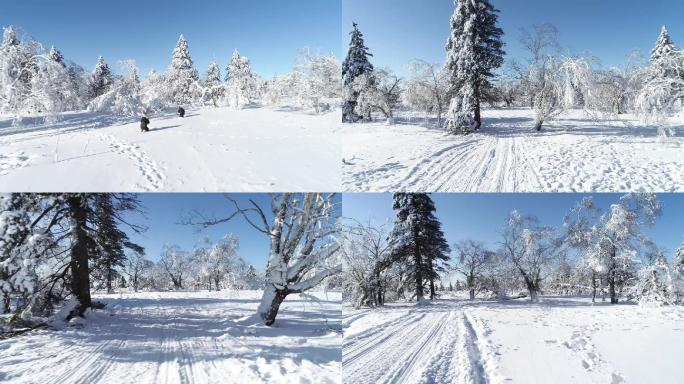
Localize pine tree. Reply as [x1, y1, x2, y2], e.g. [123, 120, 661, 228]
[651, 26, 677, 63]
[444, 0, 505, 133]
[48, 45, 65, 67]
[168, 34, 199, 106]
[91, 195, 143, 294]
[675, 241, 684, 274]
[2, 26, 18, 48]
[342, 23, 374, 122]
[203, 60, 224, 107]
[89, 56, 112, 99]
[389, 193, 450, 302]
[225, 50, 257, 108]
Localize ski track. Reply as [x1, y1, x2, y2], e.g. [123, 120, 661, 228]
[343, 110, 684, 192]
[99, 134, 166, 191]
[344, 306, 500, 384]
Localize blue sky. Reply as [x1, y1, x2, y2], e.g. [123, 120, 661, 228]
[343, 0, 684, 76]
[121, 194, 341, 270]
[1, 0, 340, 77]
[342, 193, 684, 260]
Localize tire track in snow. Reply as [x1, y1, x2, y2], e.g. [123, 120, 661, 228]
[99, 134, 165, 191]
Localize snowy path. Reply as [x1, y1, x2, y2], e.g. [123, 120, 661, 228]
[344, 297, 684, 384]
[343, 109, 684, 192]
[343, 303, 502, 384]
[0, 106, 340, 192]
[0, 291, 342, 384]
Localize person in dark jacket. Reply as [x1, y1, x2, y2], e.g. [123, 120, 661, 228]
[140, 114, 150, 132]
[177, 106, 185, 118]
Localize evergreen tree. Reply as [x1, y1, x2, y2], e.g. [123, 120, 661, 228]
[651, 26, 677, 64]
[342, 23, 374, 122]
[225, 50, 257, 108]
[675, 241, 684, 274]
[168, 34, 199, 106]
[203, 60, 224, 107]
[389, 193, 450, 302]
[89, 56, 112, 99]
[444, 0, 505, 133]
[91, 194, 144, 294]
[48, 45, 65, 67]
[2, 26, 18, 48]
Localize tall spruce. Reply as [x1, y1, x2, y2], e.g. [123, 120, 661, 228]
[89, 56, 113, 99]
[92, 194, 144, 294]
[204, 60, 224, 107]
[168, 34, 199, 106]
[389, 193, 450, 301]
[342, 22, 374, 122]
[444, 0, 505, 133]
[651, 26, 677, 63]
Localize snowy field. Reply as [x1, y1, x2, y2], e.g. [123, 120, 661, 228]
[0, 290, 341, 384]
[343, 296, 684, 384]
[0, 106, 340, 192]
[342, 108, 684, 192]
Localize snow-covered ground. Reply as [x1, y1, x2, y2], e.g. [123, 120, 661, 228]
[0, 106, 340, 192]
[343, 108, 684, 192]
[343, 296, 684, 384]
[0, 290, 341, 384]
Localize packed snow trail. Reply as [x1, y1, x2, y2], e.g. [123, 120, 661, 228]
[0, 106, 340, 192]
[343, 303, 502, 384]
[0, 290, 342, 384]
[344, 296, 684, 384]
[343, 108, 684, 192]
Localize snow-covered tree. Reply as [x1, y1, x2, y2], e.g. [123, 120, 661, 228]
[293, 49, 342, 113]
[89, 56, 113, 100]
[637, 252, 677, 306]
[0, 26, 39, 117]
[226, 50, 258, 108]
[352, 68, 402, 124]
[342, 23, 374, 122]
[123, 250, 153, 292]
[389, 193, 450, 302]
[636, 26, 684, 122]
[140, 69, 170, 112]
[202, 60, 225, 107]
[205, 234, 240, 290]
[167, 34, 200, 106]
[191, 194, 341, 326]
[160, 244, 191, 289]
[404, 60, 449, 126]
[500, 211, 563, 301]
[444, 0, 505, 133]
[88, 60, 143, 116]
[675, 241, 684, 275]
[454, 239, 493, 300]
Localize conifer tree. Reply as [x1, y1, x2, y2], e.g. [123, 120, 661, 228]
[203, 60, 224, 107]
[389, 193, 450, 301]
[342, 23, 374, 122]
[675, 241, 684, 275]
[444, 0, 505, 133]
[168, 34, 199, 106]
[651, 26, 677, 64]
[48, 45, 64, 67]
[89, 56, 112, 99]
[225, 50, 257, 108]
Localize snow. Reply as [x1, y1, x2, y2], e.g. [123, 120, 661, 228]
[0, 290, 341, 384]
[343, 108, 684, 192]
[0, 106, 340, 192]
[343, 295, 684, 384]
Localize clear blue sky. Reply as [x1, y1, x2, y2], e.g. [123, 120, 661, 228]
[121, 194, 341, 271]
[342, 193, 684, 260]
[1, 0, 341, 77]
[343, 0, 684, 76]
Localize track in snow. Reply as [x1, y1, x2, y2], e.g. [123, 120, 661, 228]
[343, 306, 498, 384]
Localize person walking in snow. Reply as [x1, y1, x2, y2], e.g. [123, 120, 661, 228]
[140, 114, 150, 132]
[177, 106, 185, 118]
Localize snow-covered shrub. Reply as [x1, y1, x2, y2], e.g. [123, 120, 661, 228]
[636, 255, 677, 306]
[140, 69, 171, 112]
[404, 60, 449, 126]
[88, 60, 143, 116]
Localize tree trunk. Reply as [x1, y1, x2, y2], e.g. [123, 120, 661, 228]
[591, 270, 597, 303]
[214, 276, 220, 291]
[429, 278, 436, 300]
[474, 90, 482, 130]
[106, 266, 113, 294]
[2, 294, 10, 314]
[469, 288, 475, 301]
[414, 234, 424, 302]
[535, 119, 544, 131]
[608, 247, 619, 304]
[67, 195, 92, 317]
[257, 286, 289, 326]
[524, 277, 539, 302]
